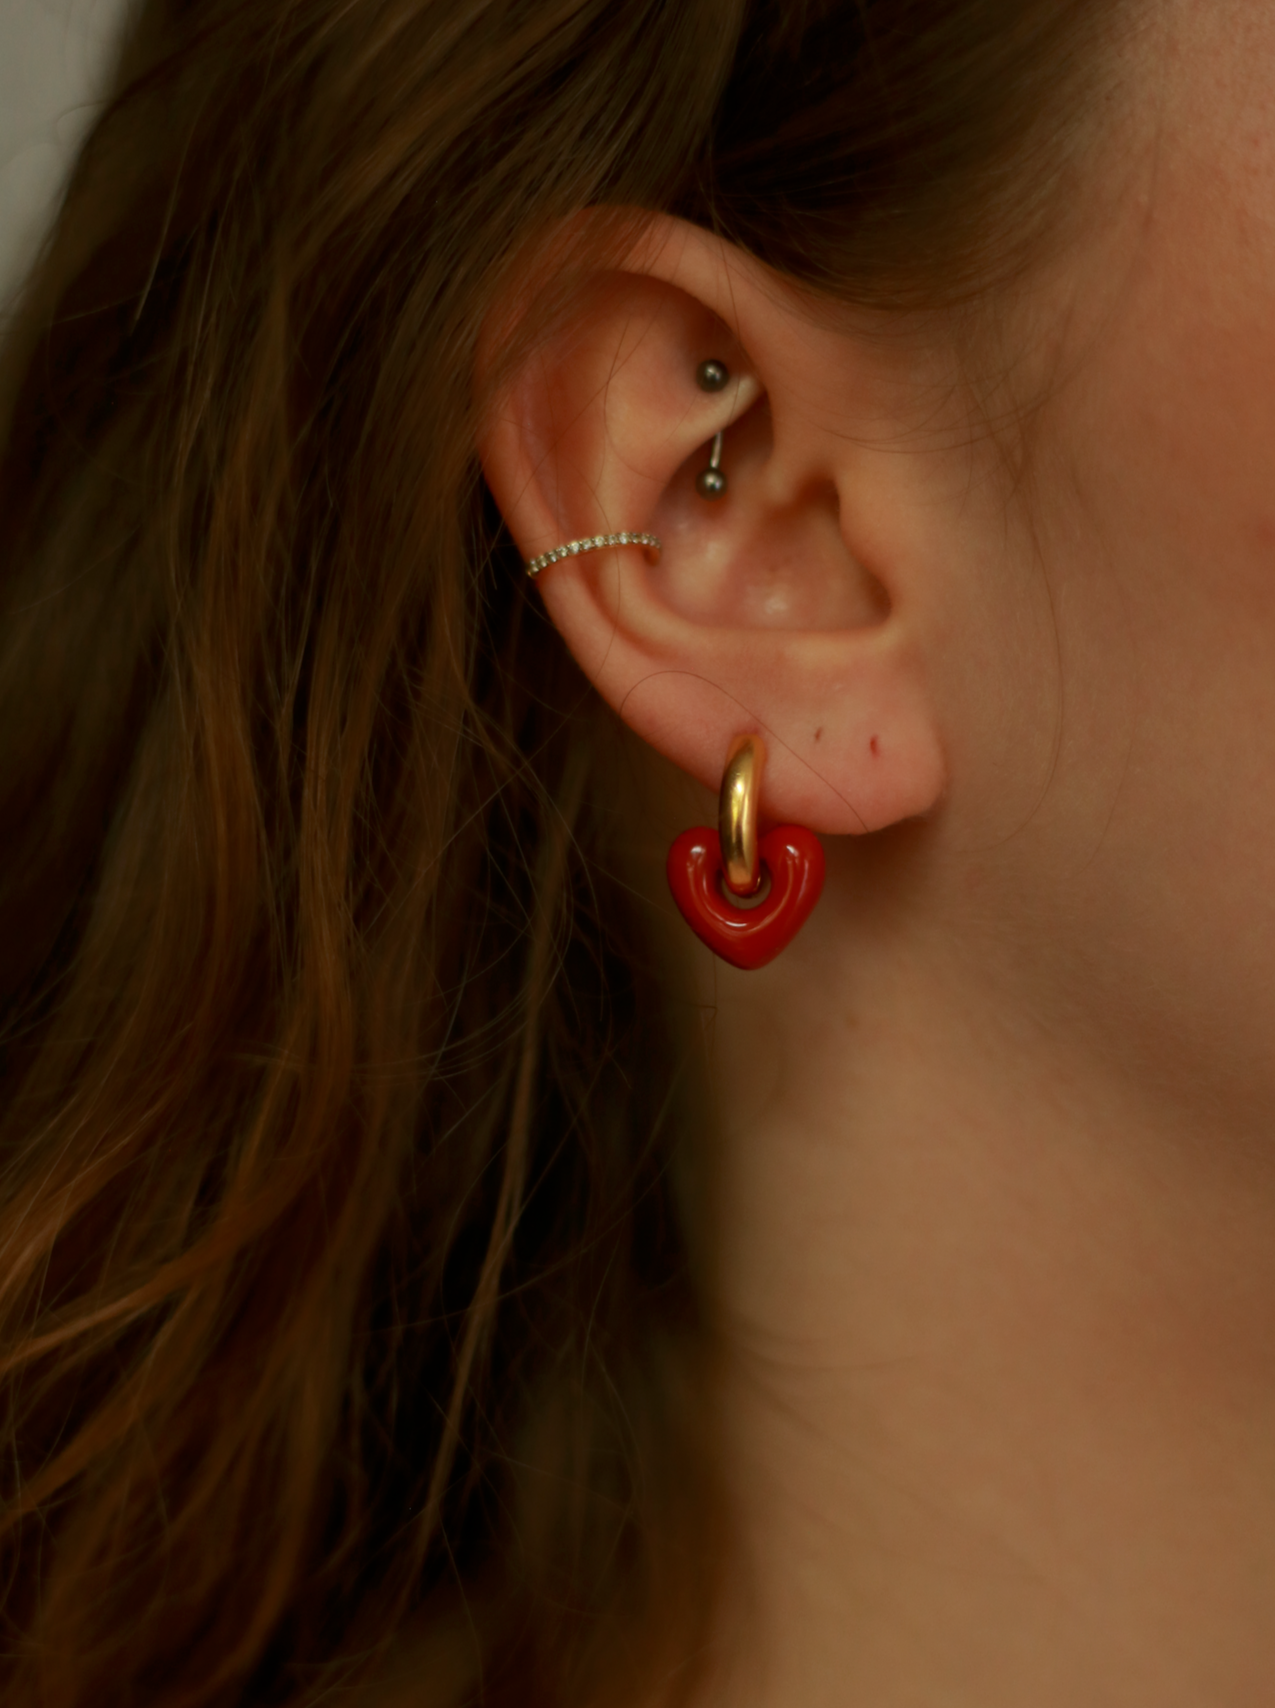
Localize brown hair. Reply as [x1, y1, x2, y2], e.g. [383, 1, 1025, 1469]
[0, 1, 1115, 1702]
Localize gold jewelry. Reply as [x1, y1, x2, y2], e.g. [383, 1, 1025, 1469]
[719, 734, 766, 897]
[524, 531, 662, 580]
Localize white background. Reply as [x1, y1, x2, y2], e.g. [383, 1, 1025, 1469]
[0, 0, 133, 306]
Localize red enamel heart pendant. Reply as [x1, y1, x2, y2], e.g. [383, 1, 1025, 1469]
[666, 824, 825, 970]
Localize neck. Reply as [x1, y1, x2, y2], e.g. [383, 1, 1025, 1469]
[689, 829, 1275, 1708]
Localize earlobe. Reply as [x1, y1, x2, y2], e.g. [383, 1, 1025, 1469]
[479, 214, 948, 838]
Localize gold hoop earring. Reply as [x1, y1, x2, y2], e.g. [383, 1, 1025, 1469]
[666, 732, 827, 969]
[719, 734, 764, 896]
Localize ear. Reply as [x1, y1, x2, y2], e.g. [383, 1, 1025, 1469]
[479, 215, 947, 835]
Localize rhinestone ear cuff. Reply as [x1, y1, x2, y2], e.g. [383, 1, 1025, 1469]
[524, 530, 662, 579]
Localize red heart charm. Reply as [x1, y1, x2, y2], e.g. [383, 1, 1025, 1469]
[666, 825, 826, 970]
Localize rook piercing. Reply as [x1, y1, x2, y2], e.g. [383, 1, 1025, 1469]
[695, 357, 730, 499]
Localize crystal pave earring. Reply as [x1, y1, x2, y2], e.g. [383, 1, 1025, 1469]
[666, 735, 825, 969]
[695, 358, 730, 500]
[524, 531, 661, 579]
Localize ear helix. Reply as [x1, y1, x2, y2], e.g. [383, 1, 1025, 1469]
[666, 734, 825, 970]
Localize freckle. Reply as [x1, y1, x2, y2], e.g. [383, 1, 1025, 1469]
[814, 727, 823, 743]
[870, 735, 880, 756]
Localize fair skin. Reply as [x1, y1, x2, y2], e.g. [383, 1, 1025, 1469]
[483, 2, 1275, 1702]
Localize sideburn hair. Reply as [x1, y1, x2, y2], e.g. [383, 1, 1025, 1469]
[0, 0, 1116, 1702]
